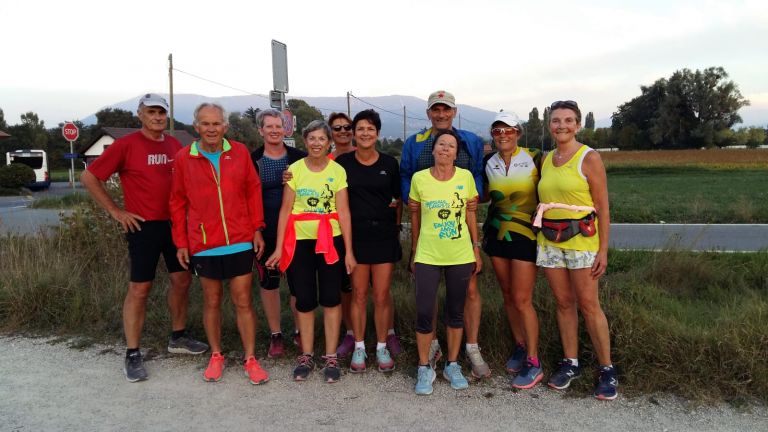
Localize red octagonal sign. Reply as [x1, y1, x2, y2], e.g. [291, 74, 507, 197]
[62, 122, 79, 141]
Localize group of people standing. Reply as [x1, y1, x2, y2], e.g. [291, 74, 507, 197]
[82, 88, 617, 401]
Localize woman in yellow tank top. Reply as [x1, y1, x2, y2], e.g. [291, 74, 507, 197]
[537, 100, 617, 401]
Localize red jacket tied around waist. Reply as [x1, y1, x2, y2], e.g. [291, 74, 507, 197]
[170, 139, 265, 256]
[279, 212, 340, 273]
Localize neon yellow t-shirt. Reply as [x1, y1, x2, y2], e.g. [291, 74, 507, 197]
[287, 159, 348, 240]
[409, 167, 478, 265]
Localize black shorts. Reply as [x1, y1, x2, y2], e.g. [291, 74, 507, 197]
[286, 236, 346, 312]
[482, 229, 537, 263]
[125, 220, 185, 283]
[190, 249, 254, 280]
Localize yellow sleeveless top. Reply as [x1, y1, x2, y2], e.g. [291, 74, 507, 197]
[537, 145, 599, 251]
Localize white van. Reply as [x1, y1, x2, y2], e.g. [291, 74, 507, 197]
[6, 149, 51, 190]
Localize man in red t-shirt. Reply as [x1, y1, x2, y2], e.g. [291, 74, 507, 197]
[81, 93, 208, 382]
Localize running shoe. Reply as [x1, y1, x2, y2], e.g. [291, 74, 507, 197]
[376, 347, 395, 372]
[322, 355, 341, 383]
[428, 340, 443, 370]
[167, 333, 209, 355]
[466, 345, 491, 379]
[244, 356, 269, 385]
[293, 354, 315, 381]
[336, 334, 355, 357]
[505, 344, 527, 373]
[267, 333, 285, 358]
[203, 352, 225, 382]
[123, 351, 148, 382]
[594, 365, 619, 401]
[511, 360, 543, 389]
[415, 365, 436, 395]
[443, 362, 469, 390]
[386, 333, 403, 356]
[547, 359, 582, 390]
[350, 348, 367, 373]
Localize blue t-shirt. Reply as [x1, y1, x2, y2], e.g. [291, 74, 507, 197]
[255, 153, 290, 238]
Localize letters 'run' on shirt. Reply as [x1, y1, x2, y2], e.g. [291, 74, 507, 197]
[286, 159, 348, 240]
[409, 167, 478, 265]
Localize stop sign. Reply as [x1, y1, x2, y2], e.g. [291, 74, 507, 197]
[282, 109, 294, 137]
[62, 122, 79, 141]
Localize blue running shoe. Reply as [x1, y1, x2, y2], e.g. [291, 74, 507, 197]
[415, 365, 436, 395]
[594, 366, 619, 401]
[511, 361, 543, 389]
[506, 344, 527, 374]
[350, 348, 367, 373]
[443, 362, 469, 390]
[547, 359, 582, 390]
[376, 347, 395, 372]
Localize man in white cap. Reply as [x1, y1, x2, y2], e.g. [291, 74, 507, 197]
[399, 90, 490, 380]
[81, 93, 208, 382]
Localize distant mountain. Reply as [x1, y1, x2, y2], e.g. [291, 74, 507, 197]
[82, 93, 500, 139]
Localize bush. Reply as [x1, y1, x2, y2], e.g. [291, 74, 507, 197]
[0, 163, 35, 189]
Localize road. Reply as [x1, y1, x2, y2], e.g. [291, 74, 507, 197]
[0, 336, 765, 432]
[0, 182, 80, 235]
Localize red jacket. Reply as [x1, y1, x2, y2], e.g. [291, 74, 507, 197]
[170, 139, 265, 256]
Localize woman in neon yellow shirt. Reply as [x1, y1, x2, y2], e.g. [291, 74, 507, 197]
[409, 129, 482, 395]
[537, 100, 616, 400]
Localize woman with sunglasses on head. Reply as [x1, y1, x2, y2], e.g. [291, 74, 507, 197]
[537, 100, 616, 400]
[265, 120, 356, 384]
[409, 129, 482, 395]
[335, 109, 402, 373]
[481, 111, 543, 389]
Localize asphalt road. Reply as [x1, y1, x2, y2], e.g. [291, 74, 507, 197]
[0, 182, 80, 235]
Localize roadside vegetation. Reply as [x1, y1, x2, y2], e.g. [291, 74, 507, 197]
[0, 195, 766, 404]
[28, 192, 91, 209]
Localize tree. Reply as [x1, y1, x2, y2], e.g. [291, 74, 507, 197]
[525, 107, 543, 149]
[287, 99, 323, 150]
[541, 107, 552, 151]
[585, 112, 595, 130]
[0, 108, 7, 130]
[95, 108, 141, 128]
[226, 112, 262, 150]
[243, 106, 261, 125]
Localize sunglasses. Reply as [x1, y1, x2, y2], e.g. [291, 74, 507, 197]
[550, 100, 579, 111]
[332, 124, 353, 132]
[491, 127, 519, 137]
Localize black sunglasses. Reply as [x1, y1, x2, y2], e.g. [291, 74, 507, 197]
[550, 100, 579, 111]
[332, 125, 353, 132]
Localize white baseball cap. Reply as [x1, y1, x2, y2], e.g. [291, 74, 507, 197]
[492, 111, 522, 129]
[138, 93, 169, 111]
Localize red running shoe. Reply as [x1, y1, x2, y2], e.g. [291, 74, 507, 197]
[244, 356, 269, 385]
[203, 352, 225, 382]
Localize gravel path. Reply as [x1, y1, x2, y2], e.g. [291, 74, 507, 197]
[1, 336, 765, 432]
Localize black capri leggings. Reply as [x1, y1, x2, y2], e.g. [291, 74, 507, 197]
[414, 262, 474, 334]
[286, 236, 346, 312]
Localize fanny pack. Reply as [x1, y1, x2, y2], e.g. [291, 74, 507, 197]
[533, 212, 597, 243]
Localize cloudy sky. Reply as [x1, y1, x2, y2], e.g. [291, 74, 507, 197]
[1, 0, 766, 127]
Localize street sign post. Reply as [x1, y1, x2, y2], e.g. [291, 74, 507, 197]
[271, 40, 288, 93]
[62, 122, 79, 190]
[270, 90, 284, 110]
[282, 109, 294, 137]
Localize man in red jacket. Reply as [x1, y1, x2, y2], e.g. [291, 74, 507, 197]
[81, 93, 208, 383]
[170, 102, 269, 385]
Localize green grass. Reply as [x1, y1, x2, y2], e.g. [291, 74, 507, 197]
[28, 192, 91, 209]
[1, 200, 766, 403]
[50, 169, 83, 183]
[607, 167, 768, 223]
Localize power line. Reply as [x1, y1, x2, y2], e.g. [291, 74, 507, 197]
[173, 68, 269, 99]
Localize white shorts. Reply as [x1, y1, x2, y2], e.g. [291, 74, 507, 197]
[536, 244, 596, 269]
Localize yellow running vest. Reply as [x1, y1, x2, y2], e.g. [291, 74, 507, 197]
[537, 145, 599, 251]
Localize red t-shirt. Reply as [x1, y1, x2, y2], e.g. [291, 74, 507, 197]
[87, 131, 182, 220]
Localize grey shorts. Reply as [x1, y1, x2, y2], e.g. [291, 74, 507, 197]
[536, 244, 596, 269]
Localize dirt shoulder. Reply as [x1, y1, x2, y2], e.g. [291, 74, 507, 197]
[0, 336, 765, 431]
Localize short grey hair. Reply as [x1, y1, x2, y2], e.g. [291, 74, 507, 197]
[256, 109, 284, 128]
[302, 120, 332, 140]
[193, 102, 229, 126]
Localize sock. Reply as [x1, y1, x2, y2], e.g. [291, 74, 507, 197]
[355, 341, 365, 350]
[376, 342, 386, 350]
[171, 329, 186, 340]
[600, 364, 614, 370]
[447, 361, 458, 367]
[566, 357, 579, 367]
[528, 356, 540, 368]
[325, 353, 337, 359]
[419, 363, 430, 368]
[271, 331, 282, 336]
[126, 348, 140, 357]
[430, 339, 440, 347]
[466, 343, 478, 351]
[346, 330, 354, 336]
[387, 328, 396, 336]
[293, 329, 300, 335]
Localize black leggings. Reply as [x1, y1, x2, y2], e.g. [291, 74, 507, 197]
[286, 236, 346, 312]
[414, 262, 474, 334]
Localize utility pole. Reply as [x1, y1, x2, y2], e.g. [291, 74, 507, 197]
[403, 106, 406, 141]
[458, 113, 461, 129]
[347, 91, 351, 117]
[168, 53, 175, 136]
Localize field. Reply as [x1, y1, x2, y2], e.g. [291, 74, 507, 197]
[601, 148, 768, 169]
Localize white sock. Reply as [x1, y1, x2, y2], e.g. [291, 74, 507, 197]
[355, 341, 365, 350]
[466, 343, 478, 351]
[387, 328, 395, 336]
[566, 358, 579, 367]
[346, 330, 354, 336]
[376, 342, 386, 350]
